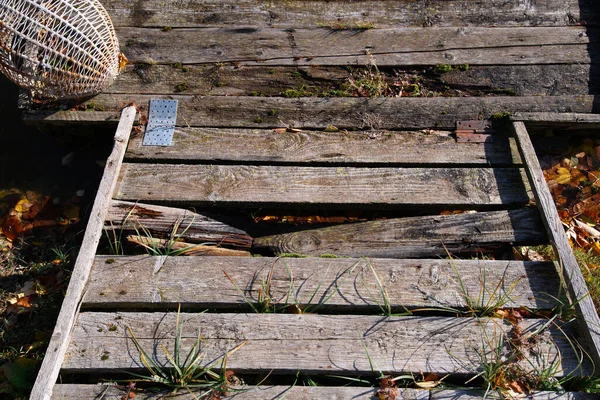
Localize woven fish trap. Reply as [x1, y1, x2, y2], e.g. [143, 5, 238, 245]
[0, 0, 123, 101]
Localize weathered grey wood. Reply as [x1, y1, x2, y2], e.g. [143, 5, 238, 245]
[114, 164, 530, 207]
[106, 200, 252, 248]
[110, 64, 594, 97]
[117, 26, 591, 66]
[51, 385, 597, 399]
[103, 0, 591, 28]
[125, 128, 522, 166]
[63, 312, 590, 376]
[512, 121, 600, 370]
[21, 110, 133, 126]
[35, 95, 596, 129]
[512, 112, 600, 131]
[253, 208, 546, 258]
[30, 107, 138, 400]
[84, 256, 560, 310]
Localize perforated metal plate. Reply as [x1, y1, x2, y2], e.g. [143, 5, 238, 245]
[143, 99, 178, 146]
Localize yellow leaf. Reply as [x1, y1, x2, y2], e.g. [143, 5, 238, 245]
[556, 167, 572, 185]
[324, 125, 339, 132]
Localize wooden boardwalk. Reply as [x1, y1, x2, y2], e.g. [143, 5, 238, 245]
[26, 1, 600, 399]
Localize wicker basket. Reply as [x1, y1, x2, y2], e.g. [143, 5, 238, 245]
[0, 0, 123, 101]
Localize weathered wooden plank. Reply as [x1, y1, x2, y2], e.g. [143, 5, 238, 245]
[84, 256, 560, 311]
[21, 110, 131, 126]
[64, 312, 590, 376]
[39, 95, 596, 130]
[117, 26, 592, 66]
[512, 121, 600, 370]
[106, 200, 252, 248]
[253, 208, 546, 258]
[513, 112, 600, 131]
[110, 64, 595, 97]
[114, 164, 530, 207]
[125, 128, 522, 166]
[125, 235, 251, 256]
[30, 107, 138, 400]
[51, 385, 597, 400]
[103, 0, 592, 28]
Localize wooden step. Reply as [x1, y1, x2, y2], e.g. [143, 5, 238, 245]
[51, 385, 598, 399]
[63, 312, 591, 376]
[114, 164, 531, 207]
[103, 0, 591, 28]
[117, 26, 592, 66]
[27, 95, 595, 129]
[109, 64, 595, 97]
[84, 256, 561, 311]
[125, 128, 521, 166]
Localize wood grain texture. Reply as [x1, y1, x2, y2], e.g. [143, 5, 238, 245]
[114, 164, 530, 207]
[103, 0, 590, 28]
[84, 256, 560, 311]
[512, 112, 600, 131]
[125, 128, 522, 166]
[117, 26, 592, 66]
[43, 95, 597, 129]
[109, 64, 594, 97]
[253, 208, 546, 258]
[30, 107, 138, 400]
[51, 385, 596, 400]
[106, 200, 252, 248]
[63, 312, 591, 376]
[512, 121, 600, 369]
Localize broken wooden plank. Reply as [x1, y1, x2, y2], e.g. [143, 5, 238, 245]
[109, 64, 595, 97]
[63, 312, 590, 376]
[35, 95, 596, 129]
[106, 200, 252, 248]
[125, 127, 521, 166]
[30, 107, 138, 400]
[114, 164, 531, 207]
[512, 121, 600, 370]
[84, 256, 560, 311]
[125, 236, 251, 256]
[117, 26, 592, 66]
[103, 0, 591, 28]
[51, 385, 597, 400]
[253, 208, 546, 258]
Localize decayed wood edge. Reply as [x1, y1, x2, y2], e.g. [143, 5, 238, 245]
[512, 121, 600, 373]
[29, 107, 137, 400]
[51, 384, 597, 399]
[63, 312, 591, 376]
[125, 235, 251, 256]
[84, 255, 560, 311]
[114, 164, 531, 207]
[103, 0, 590, 28]
[252, 208, 546, 258]
[24, 95, 596, 130]
[125, 127, 522, 166]
[106, 200, 253, 248]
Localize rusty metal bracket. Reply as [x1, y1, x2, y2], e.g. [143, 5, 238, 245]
[456, 120, 495, 143]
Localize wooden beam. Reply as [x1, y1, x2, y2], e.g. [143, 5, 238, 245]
[125, 128, 521, 166]
[512, 112, 600, 131]
[83, 256, 560, 311]
[114, 164, 531, 207]
[29, 107, 137, 400]
[253, 209, 546, 258]
[103, 0, 589, 28]
[512, 121, 600, 371]
[51, 385, 596, 400]
[116, 26, 591, 66]
[26, 95, 596, 129]
[108, 64, 593, 97]
[63, 312, 590, 376]
[106, 200, 253, 248]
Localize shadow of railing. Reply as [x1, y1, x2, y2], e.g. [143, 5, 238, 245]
[580, 0, 600, 112]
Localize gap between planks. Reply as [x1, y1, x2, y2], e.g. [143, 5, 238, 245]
[29, 107, 137, 400]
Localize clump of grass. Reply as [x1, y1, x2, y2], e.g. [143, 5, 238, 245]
[126, 305, 247, 398]
[358, 260, 412, 317]
[433, 64, 469, 73]
[129, 216, 199, 257]
[224, 261, 353, 314]
[317, 21, 376, 31]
